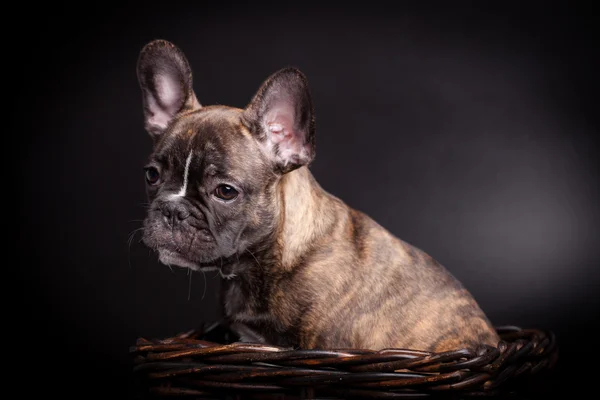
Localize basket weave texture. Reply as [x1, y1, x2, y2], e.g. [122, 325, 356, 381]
[131, 323, 558, 399]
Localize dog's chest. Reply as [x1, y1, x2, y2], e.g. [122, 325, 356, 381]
[222, 279, 299, 347]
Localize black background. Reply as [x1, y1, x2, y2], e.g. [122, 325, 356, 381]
[16, 1, 598, 398]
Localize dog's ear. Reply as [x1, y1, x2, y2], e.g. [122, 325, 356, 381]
[137, 40, 201, 138]
[243, 68, 316, 173]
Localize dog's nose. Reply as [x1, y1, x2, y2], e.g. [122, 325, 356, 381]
[161, 202, 190, 223]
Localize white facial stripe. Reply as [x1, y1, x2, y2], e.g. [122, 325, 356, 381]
[170, 150, 194, 199]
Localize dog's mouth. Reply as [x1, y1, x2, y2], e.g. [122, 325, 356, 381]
[143, 218, 221, 270]
[157, 249, 239, 280]
[157, 249, 219, 272]
[144, 219, 239, 278]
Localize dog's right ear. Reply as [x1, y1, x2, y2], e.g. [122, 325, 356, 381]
[137, 40, 201, 138]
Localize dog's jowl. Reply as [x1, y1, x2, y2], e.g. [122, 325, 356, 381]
[136, 39, 500, 351]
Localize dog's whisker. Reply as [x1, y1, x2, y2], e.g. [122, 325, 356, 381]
[128, 227, 144, 246]
[127, 227, 145, 269]
[188, 269, 193, 301]
[200, 269, 207, 301]
[246, 249, 261, 268]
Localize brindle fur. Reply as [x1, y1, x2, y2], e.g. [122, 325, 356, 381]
[137, 40, 500, 352]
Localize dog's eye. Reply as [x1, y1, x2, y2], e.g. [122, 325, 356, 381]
[214, 184, 239, 201]
[144, 167, 161, 185]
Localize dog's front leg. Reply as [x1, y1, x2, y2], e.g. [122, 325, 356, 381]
[230, 322, 267, 344]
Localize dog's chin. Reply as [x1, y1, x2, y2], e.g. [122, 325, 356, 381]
[157, 250, 218, 272]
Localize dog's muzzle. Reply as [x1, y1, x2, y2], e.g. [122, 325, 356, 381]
[160, 200, 191, 227]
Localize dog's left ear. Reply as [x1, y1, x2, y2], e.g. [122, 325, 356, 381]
[243, 68, 315, 173]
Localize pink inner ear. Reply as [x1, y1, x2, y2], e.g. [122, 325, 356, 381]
[266, 107, 295, 143]
[263, 103, 309, 166]
[148, 74, 184, 131]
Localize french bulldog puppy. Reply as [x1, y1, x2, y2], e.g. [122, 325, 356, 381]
[137, 39, 500, 352]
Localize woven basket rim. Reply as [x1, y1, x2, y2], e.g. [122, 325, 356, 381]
[131, 323, 558, 399]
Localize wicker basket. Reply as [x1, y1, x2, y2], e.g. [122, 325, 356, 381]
[131, 322, 558, 399]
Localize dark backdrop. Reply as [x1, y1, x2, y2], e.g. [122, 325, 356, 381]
[16, 1, 598, 398]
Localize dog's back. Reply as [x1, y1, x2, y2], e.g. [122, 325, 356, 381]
[265, 167, 499, 351]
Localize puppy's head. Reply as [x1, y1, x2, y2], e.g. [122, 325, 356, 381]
[136, 40, 315, 273]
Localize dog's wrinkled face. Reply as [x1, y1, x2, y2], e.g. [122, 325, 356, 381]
[137, 40, 315, 273]
[142, 108, 276, 271]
